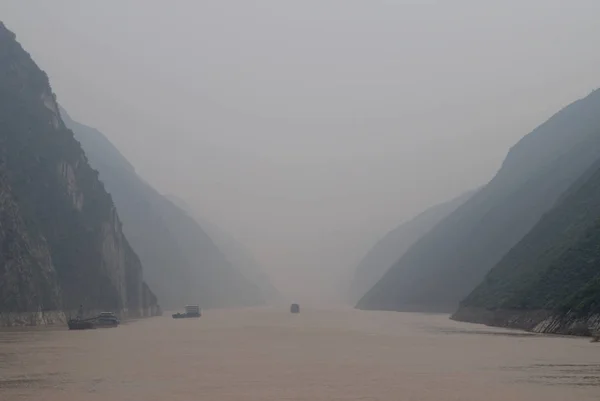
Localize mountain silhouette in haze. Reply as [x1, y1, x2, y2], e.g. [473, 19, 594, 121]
[165, 194, 281, 303]
[349, 191, 473, 303]
[0, 22, 157, 324]
[61, 109, 266, 309]
[454, 154, 600, 334]
[358, 88, 600, 313]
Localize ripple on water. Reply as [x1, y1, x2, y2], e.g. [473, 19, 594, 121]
[428, 326, 542, 338]
[0, 372, 68, 390]
[508, 364, 600, 387]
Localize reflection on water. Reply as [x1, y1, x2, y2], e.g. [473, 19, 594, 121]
[0, 308, 599, 400]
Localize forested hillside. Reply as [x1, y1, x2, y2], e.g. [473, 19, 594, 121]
[358, 89, 600, 313]
[453, 156, 600, 334]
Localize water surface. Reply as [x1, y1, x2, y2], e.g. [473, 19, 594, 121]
[1, 308, 599, 400]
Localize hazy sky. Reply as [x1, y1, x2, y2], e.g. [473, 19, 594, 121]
[2, 0, 599, 303]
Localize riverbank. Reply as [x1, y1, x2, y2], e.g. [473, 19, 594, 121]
[452, 306, 600, 336]
[0, 310, 66, 327]
[0, 306, 161, 327]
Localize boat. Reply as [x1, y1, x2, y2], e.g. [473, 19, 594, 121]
[67, 318, 95, 330]
[172, 304, 201, 318]
[290, 303, 300, 314]
[94, 312, 120, 328]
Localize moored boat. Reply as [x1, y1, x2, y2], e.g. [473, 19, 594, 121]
[68, 304, 97, 330]
[67, 319, 95, 330]
[172, 304, 201, 318]
[94, 312, 120, 328]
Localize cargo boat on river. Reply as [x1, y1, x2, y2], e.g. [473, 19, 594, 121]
[95, 312, 120, 328]
[172, 305, 201, 318]
[67, 307, 120, 330]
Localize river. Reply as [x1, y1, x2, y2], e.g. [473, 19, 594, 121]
[1, 307, 599, 400]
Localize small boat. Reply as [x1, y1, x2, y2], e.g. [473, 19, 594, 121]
[172, 305, 201, 318]
[290, 303, 300, 314]
[67, 318, 95, 330]
[68, 304, 96, 330]
[94, 312, 120, 328]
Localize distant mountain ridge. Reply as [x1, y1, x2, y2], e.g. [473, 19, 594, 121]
[358, 88, 600, 312]
[61, 109, 265, 309]
[349, 190, 474, 303]
[165, 194, 280, 303]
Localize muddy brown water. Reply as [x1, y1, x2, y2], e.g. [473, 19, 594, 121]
[1, 308, 599, 400]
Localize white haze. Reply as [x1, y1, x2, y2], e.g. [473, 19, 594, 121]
[2, 0, 599, 304]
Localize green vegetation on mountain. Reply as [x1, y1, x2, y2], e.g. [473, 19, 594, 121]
[457, 157, 600, 317]
[358, 88, 600, 312]
[349, 191, 474, 303]
[0, 22, 157, 321]
[62, 110, 266, 308]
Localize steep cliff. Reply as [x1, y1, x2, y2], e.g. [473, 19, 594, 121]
[453, 156, 600, 335]
[61, 110, 266, 308]
[349, 190, 474, 303]
[358, 88, 600, 312]
[0, 22, 157, 323]
[0, 168, 63, 325]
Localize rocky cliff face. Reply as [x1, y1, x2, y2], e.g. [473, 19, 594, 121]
[452, 308, 600, 337]
[0, 22, 158, 325]
[60, 108, 266, 309]
[0, 168, 63, 325]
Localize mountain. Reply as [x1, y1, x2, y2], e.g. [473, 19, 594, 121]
[358, 88, 600, 312]
[0, 168, 62, 322]
[453, 156, 600, 335]
[0, 22, 157, 325]
[60, 110, 265, 309]
[349, 191, 474, 303]
[164, 195, 195, 217]
[165, 194, 280, 303]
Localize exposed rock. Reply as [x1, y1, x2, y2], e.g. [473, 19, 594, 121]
[451, 307, 553, 332]
[0, 169, 62, 319]
[452, 307, 600, 337]
[0, 21, 159, 325]
[61, 109, 265, 309]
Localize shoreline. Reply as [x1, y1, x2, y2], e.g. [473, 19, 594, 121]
[451, 306, 600, 337]
[0, 306, 161, 328]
